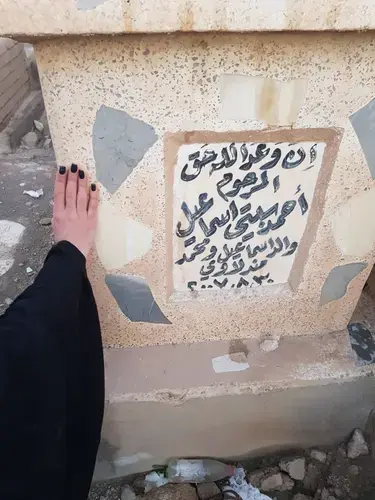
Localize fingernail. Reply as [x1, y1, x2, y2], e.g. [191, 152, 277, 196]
[79, 169, 85, 179]
[59, 166, 66, 175]
[91, 183, 97, 191]
[71, 163, 78, 173]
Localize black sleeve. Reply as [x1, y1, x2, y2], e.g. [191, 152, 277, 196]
[0, 241, 104, 500]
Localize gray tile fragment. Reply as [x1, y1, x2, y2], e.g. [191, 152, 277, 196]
[93, 105, 157, 194]
[348, 322, 375, 366]
[76, 0, 107, 10]
[320, 263, 367, 305]
[105, 274, 171, 324]
[350, 98, 375, 179]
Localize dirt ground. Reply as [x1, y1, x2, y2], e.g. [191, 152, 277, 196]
[0, 148, 56, 312]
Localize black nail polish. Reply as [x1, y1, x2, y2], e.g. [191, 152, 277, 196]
[91, 183, 96, 191]
[71, 163, 78, 173]
[59, 166, 66, 175]
[79, 169, 85, 179]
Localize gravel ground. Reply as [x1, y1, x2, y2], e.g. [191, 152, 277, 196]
[0, 148, 56, 312]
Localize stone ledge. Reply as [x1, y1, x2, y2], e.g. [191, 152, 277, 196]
[104, 329, 375, 404]
[0, 0, 375, 39]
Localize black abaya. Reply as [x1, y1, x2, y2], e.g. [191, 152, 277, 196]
[0, 240, 104, 500]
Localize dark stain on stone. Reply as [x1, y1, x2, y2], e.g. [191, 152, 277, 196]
[93, 105, 157, 194]
[350, 98, 375, 180]
[348, 322, 375, 366]
[320, 263, 367, 305]
[105, 274, 171, 324]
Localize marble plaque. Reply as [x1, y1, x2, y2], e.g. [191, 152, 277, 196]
[171, 140, 326, 292]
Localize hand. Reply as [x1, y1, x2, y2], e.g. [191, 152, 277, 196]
[52, 163, 99, 258]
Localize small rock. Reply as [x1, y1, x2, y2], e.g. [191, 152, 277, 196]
[18, 262, 24, 267]
[121, 485, 136, 500]
[280, 474, 295, 491]
[260, 339, 279, 352]
[43, 138, 53, 149]
[22, 131, 39, 148]
[292, 494, 312, 500]
[310, 450, 327, 463]
[348, 464, 360, 476]
[26, 267, 34, 274]
[196, 482, 220, 500]
[34, 119, 44, 132]
[347, 429, 369, 459]
[248, 467, 280, 488]
[26, 201, 33, 206]
[280, 457, 305, 481]
[39, 217, 52, 226]
[260, 473, 283, 491]
[5, 298, 13, 306]
[141, 484, 197, 500]
[337, 445, 346, 459]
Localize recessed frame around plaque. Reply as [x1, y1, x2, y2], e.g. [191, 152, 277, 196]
[165, 129, 342, 297]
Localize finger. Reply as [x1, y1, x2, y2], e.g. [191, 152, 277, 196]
[88, 182, 99, 219]
[54, 166, 67, 212]
[65, 163, 79, 211]
[77, 168, 89, 215]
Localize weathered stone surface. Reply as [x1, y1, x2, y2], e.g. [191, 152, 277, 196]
[310, 450, 327, 463]
[22, 131, 39, 148]
[280, 457, 305, 481]
[196, 482, 220, 500]
[140, 484, 198, 500]
[347, 429, 369, 459]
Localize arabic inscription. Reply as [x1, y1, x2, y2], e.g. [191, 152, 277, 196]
[172, 141, 326, 292]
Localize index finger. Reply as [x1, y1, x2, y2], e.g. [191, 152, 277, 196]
[54, 166, 67, 212]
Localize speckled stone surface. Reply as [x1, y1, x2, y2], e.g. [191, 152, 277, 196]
[34, 33, 375, 347]
[1, 0, 375, 37]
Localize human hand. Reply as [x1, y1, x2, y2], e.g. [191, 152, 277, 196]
[52, 163, 99, 258]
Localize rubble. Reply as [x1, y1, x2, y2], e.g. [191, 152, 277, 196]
[22, 131, 39, 148]
[347, 429, 369, 459]
[279, 457, 305, 481]
[310, 450, 327, 463]
[89, 427, 375, 500]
